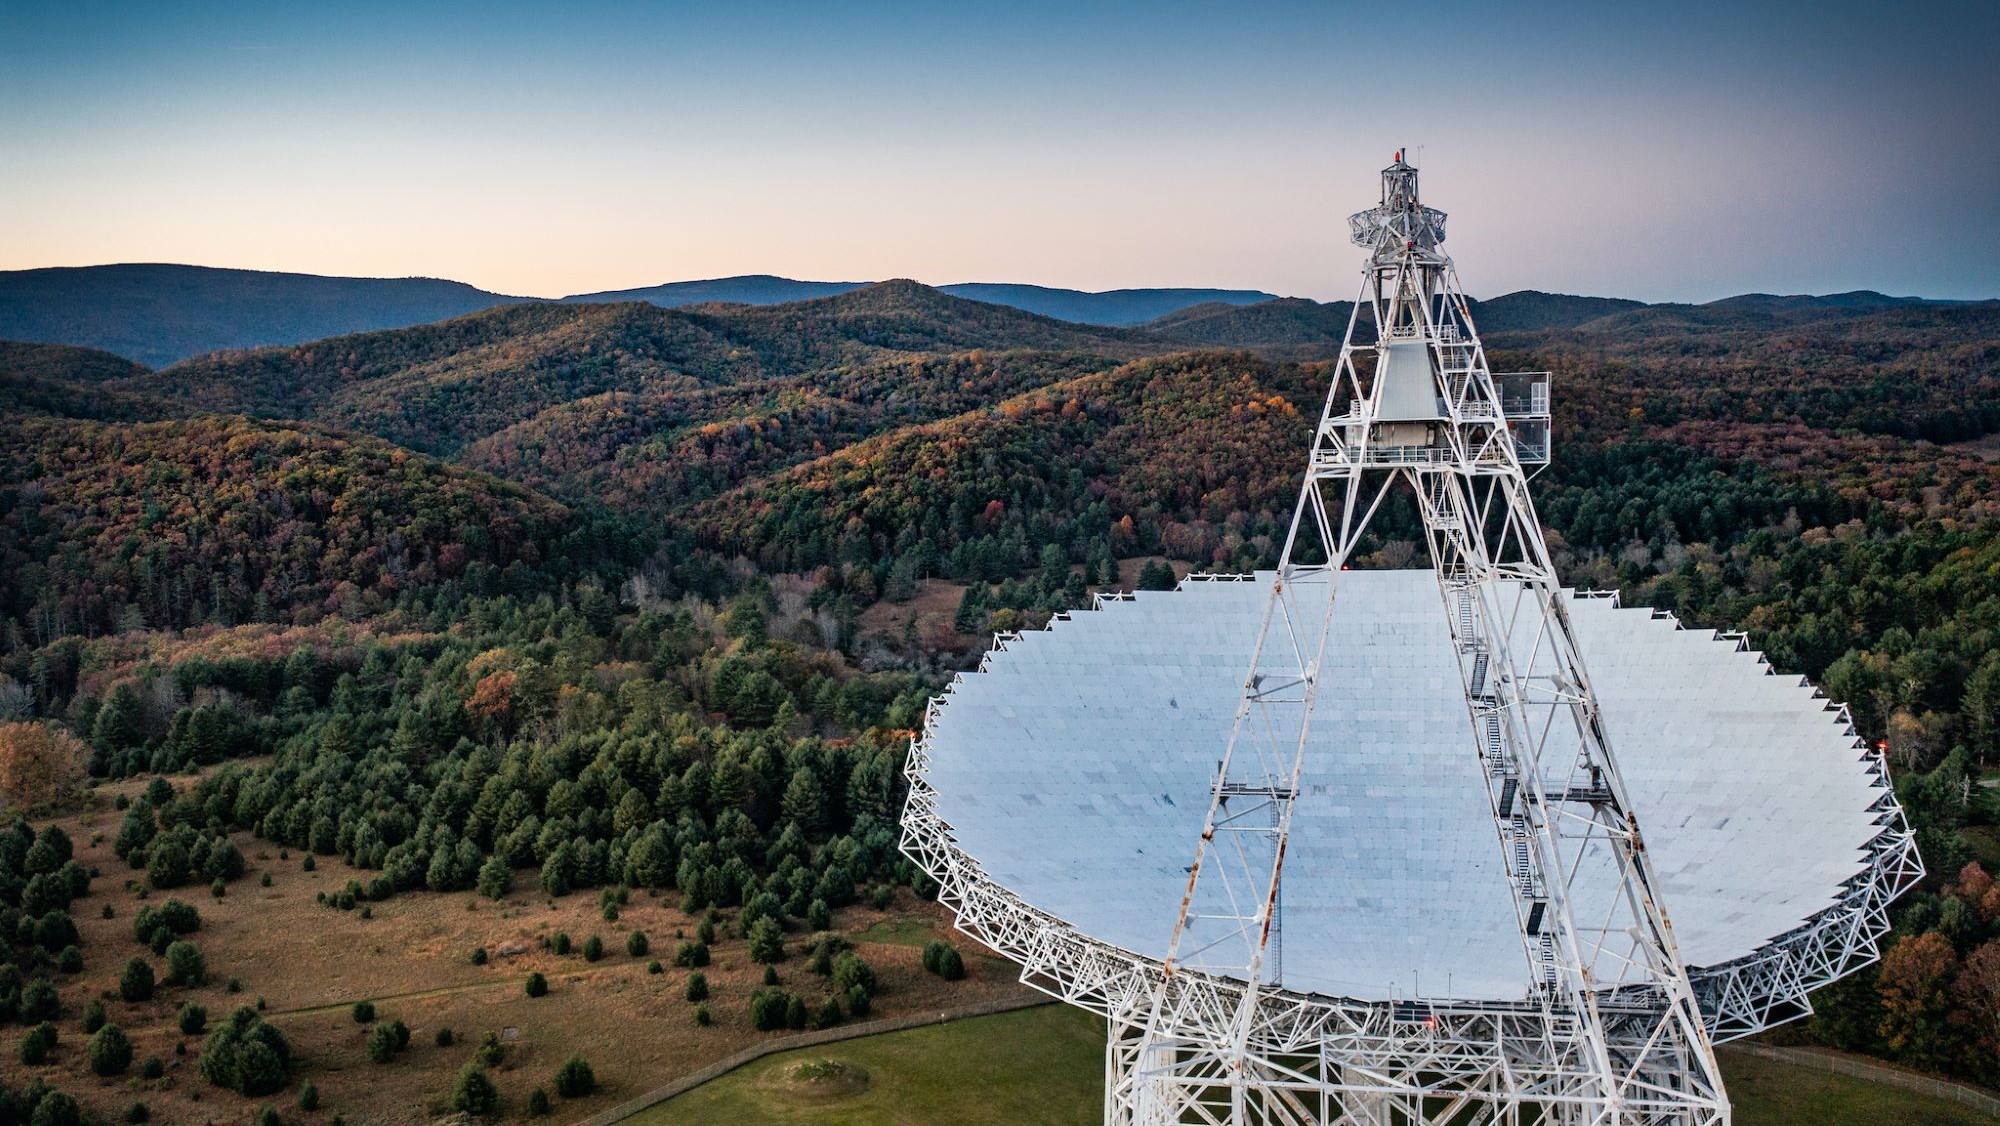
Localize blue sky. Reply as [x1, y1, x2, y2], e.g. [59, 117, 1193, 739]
[2, 0, 1995, 301]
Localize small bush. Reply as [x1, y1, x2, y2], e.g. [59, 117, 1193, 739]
[831, 953, 876, 999]
[200, 1008, 292, 1096]
[749, 988, 789, 1031]
[366, 1023, 399, 1063]
[582, 935, 603, 963]
[56, 946, 82, 974]
[20, 1021, 57, 1065]
[351, 1000, 375, 1024]
[807, 899, 831, 931]
[696, 917, 716, 945]
[165, 940, 207, 986]
[869, 885, 894, 910]
[553, 1055, 596, 1098]
[815, 997, 843, 1029]
[451, 1062, 499, 1115]
[260, 873, 273, 888]
[693, 1001, 712, 1026]
[762, 964, 779, 986]
[178, 1003, 208, 1035]
[646, 959, 662, 975]
[528, 1087, 551, 1115]
[435, 1026, 456, 1047]
[299, 1081, 320, 1110]
[83, 999, 106, 1033]
[477, 1031, 504, 1067]
[525, 972, 548, 998]
[301, 855, 315, 872]
[19, 977, 58, 1021]
[672, 940, 709, 968]
[141, 1056, 165, 1079]
[255, 1107, 279, 1126]
[123, 1102, 149, 1124]
[469, 947, 488, 966]
[89, 1022, 134, 1075]
[31, 1092, 81, 1126]
[747, 917, 785, 964]
[922, 940, 966, 980]
[549, 932, 570, 956]
[684, 972, 708, 1002]
[119, 957, 156, 1002]
[627, 931, 649, 957]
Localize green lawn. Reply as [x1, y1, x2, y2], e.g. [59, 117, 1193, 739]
[634, 1004, 1995, 1125]
[1721, 1049, 1995, 1126]
[630, 1005, 1104, 1126]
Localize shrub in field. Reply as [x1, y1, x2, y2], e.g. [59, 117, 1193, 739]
[15, 977, 56, 1022]
[748, 917, 785, 964]
[452, 1063, 498, 1115]
[553, 1055, 595, 1098]
[19, 1021, 56, 1065]
[88, 1023, 133, 1076]
[923, 940, 966, 980]
[118, 958, 154, 1002]
[199, 1007, 291, 1096]
[165, 941, 207, 986]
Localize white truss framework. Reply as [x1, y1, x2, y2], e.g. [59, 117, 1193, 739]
[899, 153, 1922, 1125]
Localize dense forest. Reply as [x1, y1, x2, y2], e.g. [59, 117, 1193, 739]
[1, 281, 1999, 1106]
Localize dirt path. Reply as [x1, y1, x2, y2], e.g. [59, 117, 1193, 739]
[572, 994, 1060, 1126]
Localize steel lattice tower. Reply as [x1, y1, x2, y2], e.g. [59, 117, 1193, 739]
[1118, 153, 1731, 1124]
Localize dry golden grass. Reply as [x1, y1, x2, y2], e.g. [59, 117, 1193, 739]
[0, 777, 1031, 1124]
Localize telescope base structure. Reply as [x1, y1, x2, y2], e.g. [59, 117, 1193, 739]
[901, 584, 1919, 1126]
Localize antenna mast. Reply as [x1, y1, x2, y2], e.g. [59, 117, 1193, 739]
[1119, 152, 1730, 1124]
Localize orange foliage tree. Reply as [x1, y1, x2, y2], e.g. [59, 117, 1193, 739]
[0, 721, 89, 811]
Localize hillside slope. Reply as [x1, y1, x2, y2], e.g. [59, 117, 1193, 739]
[114, 282, 1164, 455]
[0, 413, 567, 634]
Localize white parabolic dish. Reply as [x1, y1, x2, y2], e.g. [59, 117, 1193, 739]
[916, 569, 1905, 1009]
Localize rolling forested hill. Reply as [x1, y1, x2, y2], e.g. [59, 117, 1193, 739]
[2, 277, 2000, 1117]
[108, 282, 1166, 457]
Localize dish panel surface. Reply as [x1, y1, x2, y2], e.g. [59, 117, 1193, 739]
[921, 570, 1884, 1002]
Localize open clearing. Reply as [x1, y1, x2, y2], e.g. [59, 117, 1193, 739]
[0, 780, 1033, 1124]
[636, 1004, 1997, 1125]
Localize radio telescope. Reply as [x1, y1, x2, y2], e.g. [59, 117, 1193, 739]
[901, 154, 1921, 1125]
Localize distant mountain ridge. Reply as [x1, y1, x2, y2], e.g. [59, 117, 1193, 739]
[0, 264, 531, 368]
[0, 262, 1981, 366]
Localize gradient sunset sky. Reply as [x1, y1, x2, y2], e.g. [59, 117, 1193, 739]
[3, 0, 1996, 302]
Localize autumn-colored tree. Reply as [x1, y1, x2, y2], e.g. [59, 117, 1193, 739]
[0, 722, 88, 811]
[465, 671, 517, 731]
[1953, 940, 2000, 1080]
[1878, 931, 1959, 1072]
[1955, 862, 2000, 925]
